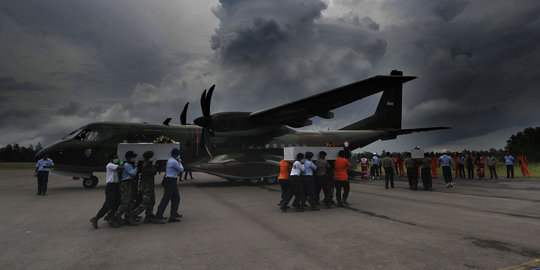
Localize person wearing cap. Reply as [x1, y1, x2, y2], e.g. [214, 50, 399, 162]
[382, 152, 395, 189]
[112, 150, 139, 226]
[334, 150, 352, 206]
[315, 151, 333, 208]
[131, 151, 158, 223]
[155, 148, 184, 223]
[438, 150, 455, 188]
[302, 151, 319, 211]
[35, 152, 54, 196]
[90, 153, 123, 229]
[280, 153, 305, 212]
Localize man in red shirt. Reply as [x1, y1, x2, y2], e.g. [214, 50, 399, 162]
[334, 150, 352, 207]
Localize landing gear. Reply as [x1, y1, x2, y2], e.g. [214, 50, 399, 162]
[263, 177, 278, 184]
[83, 175, 99, 188]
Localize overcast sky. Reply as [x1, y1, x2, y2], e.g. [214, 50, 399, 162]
[1, 0, 539, 152]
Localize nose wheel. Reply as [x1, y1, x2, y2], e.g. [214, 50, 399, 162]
[82, 175, 99, 188]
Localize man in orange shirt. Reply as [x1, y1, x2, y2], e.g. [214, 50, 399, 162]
[278, 159, 292, 207]
[334, 150, 352, 207]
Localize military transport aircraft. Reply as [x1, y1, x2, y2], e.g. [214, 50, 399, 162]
[37, 70, 448, 188]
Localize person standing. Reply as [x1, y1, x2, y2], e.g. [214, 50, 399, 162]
[487, 154, 498, 179]
[90, 153, 123, 229]
[35, 153, 54, 196]
[155, 148, 184, 223]
[302, 152, 319, 211]
[183, 168, 194, 180]
[518, 155, 531, 177]
[278, 159, 292, 208]
[504, 152, 514, 179]
[398, 155, 405, 177]
[334, 150, 352, 206]
[430, 155, 438, 179]
[458, 154, 466, 179]
[281, 153, 305, 212]
[112, 151, 138, 226]
[370, 153, 380, 180]
[405, 153, 418, 190]
[315, 151, 333, 208]
[438, 151, 455, 188]
[382, 152, 395, 189]
[421, 153, 433, 191]
[360, 156, 369, 179]
[132, 151, 158, 224]
[466, 154, 475, 179]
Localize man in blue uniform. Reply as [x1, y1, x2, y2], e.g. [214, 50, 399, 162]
[302, 152, 320, 211]
[504, 152, 514, 179]
[35, 153, 54, 195]
[155, 148, 184, 223]
[438, 151, 455, 188]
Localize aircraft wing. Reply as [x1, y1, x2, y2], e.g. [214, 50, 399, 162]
[249, 75, 416, 128]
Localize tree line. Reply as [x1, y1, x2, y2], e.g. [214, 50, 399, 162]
[0, 143, 42, 162]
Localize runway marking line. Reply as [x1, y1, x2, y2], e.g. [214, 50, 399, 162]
[499, 258, 540, 270]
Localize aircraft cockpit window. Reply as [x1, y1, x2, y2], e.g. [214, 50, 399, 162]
[75, 129, 99, 141]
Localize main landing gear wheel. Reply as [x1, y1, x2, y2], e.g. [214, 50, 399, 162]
[83, 175, 99, 188]
[263, 177, 278, 184]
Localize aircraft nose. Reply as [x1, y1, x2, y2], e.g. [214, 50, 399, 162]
[36, 141, 62, 160]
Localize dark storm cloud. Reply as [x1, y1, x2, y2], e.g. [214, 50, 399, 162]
[0, 77, 44, 92]
[207, 0, 387, 113]
[1, 0, 539, 152]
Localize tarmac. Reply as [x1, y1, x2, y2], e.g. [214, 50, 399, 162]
[1, 170, 539, 270]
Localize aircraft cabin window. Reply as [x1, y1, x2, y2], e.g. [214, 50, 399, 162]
[75, 129, 99, 141]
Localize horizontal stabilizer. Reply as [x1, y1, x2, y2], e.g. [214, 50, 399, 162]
[380, 127, 451, 140]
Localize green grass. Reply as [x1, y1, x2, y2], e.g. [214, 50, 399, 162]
[356, 162, 540, 179]
[0, 162, 35, 170]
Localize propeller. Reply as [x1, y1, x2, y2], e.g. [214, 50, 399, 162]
[180, 102, 189, 125]
[194, 85, 216, 158]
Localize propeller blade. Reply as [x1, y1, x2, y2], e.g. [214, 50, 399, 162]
[205, 85, 215, 118]
[162, 118, 172, 126]
[180, 102, 189, 125]
[200, 89, 208, 118]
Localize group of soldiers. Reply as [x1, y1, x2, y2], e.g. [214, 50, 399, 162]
[278, 150, 352, 212]
[89, 148, 184, 229]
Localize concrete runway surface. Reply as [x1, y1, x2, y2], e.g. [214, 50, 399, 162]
[1, 170, 539, 270]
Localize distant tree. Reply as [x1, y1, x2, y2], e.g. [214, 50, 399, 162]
[0, 143, 41, 162]
[505, 127, 540, 162]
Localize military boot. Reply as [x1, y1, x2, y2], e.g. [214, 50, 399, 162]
[89, 217, 98, 229]
[109, 217, 123, 228]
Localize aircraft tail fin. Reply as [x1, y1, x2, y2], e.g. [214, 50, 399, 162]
[340, 70, 403, 130]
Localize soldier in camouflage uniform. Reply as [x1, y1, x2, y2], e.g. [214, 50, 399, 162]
[112, 151, 138, 227]
[132, 151, 158, 223]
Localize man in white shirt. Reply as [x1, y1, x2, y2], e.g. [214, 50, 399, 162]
[90, 153, 124, 229]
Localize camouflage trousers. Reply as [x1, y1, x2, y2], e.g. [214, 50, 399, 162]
[132, 181, 155, 217]
[114, 180, 134, 219]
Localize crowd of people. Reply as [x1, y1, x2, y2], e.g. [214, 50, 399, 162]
[88, 148, 185, 229]
[278, 150, 352, 212]
[354, 151, 532, 181]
